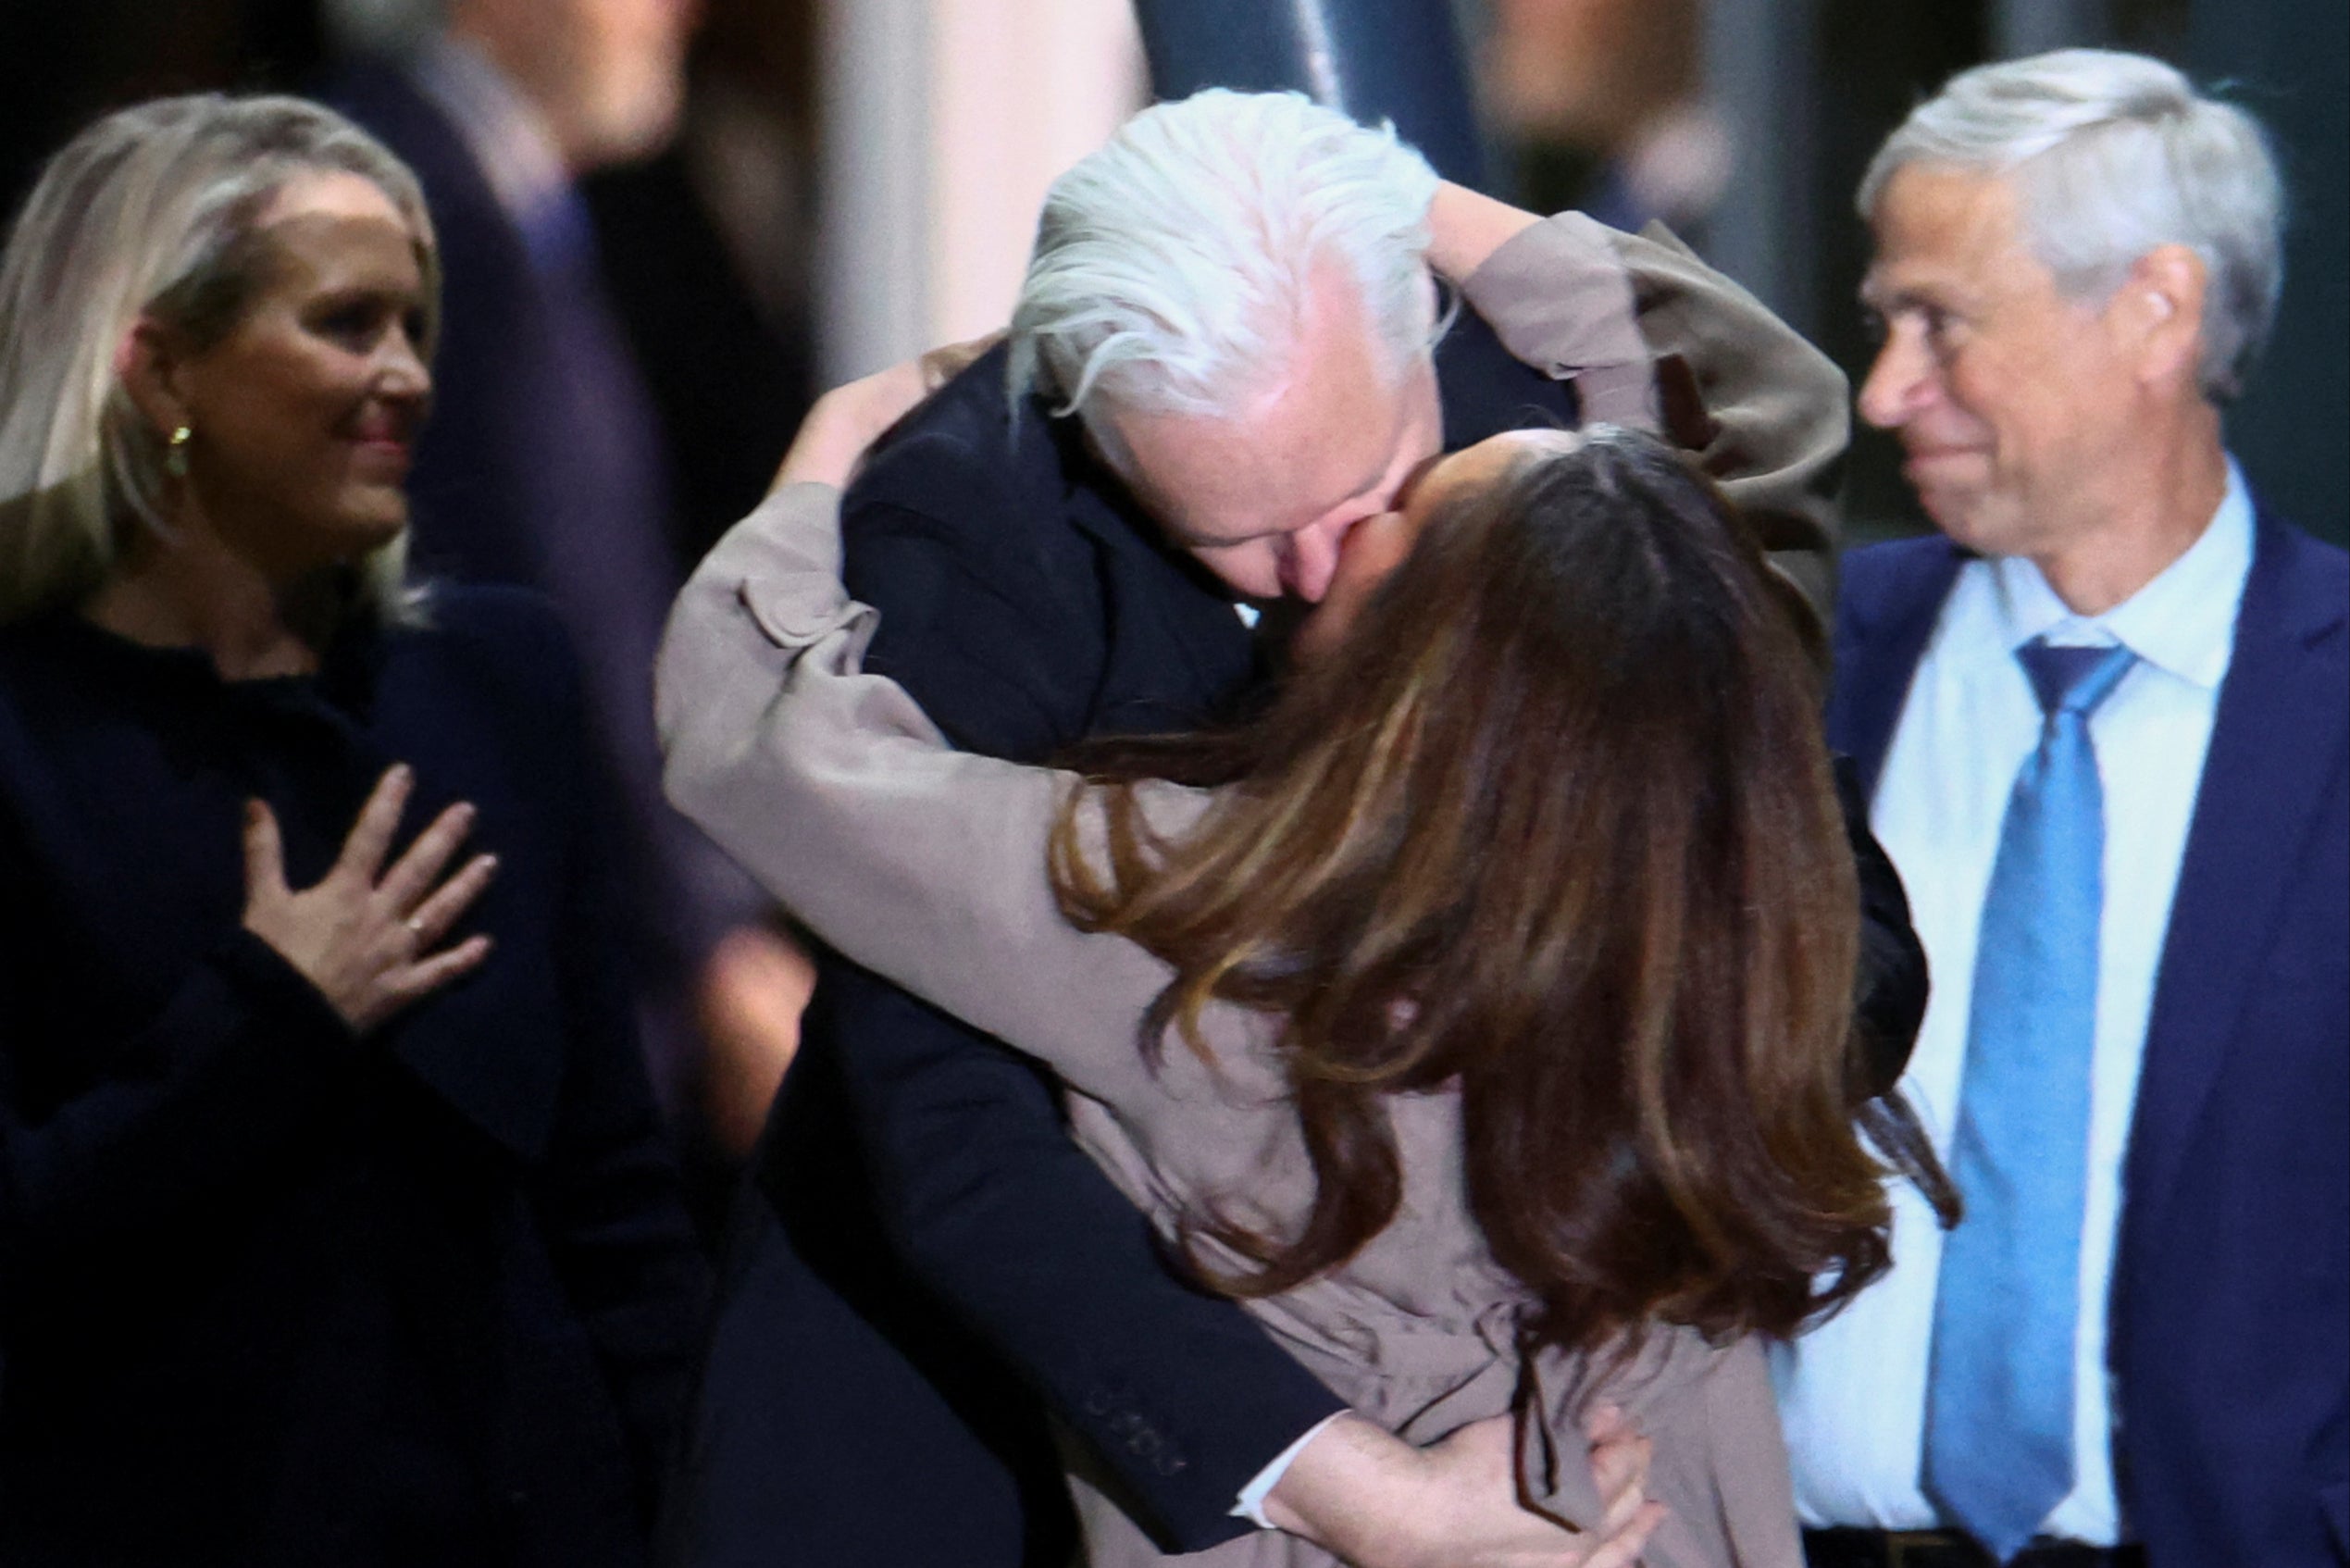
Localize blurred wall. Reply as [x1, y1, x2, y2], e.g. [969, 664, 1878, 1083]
[815, 0, 1145, 382]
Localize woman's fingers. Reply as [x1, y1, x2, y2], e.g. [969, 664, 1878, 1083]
[1582, 1501, 1668, 1568]
[383, 933, 494, 1010]
[377, 800, 479, 914]
[238, 765, 496, 1033]
[402, 852, 498, 950]
[1592, 1431, 1653, 1536]
[242, 799, 288, 900]
[333, 764, 414, 884]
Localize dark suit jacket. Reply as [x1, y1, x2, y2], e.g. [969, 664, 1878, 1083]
[1826, 513, 2350, 1567]
[0, 590, 709, 1566]
[329, 56, 756, 1101]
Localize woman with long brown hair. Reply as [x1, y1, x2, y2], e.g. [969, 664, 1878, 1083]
[659, 375, 1946, 1568]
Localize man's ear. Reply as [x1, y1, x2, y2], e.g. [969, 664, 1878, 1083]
[2112, 243, 2208, 389]
[115, 317, 194, 441]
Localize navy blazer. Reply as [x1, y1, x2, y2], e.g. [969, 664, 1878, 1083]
[0, 590, 709, 1566]
[1826, 514, 2349, 1566]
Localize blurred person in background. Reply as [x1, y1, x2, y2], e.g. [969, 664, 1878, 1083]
[585, 0, 819, 577]
[325, 0, 814, 1181]
[1775, 49, 2347, 1568]
[0, 93, 706, 1564]
[1480, 0, 1731, 236]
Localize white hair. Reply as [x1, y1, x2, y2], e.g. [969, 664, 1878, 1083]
[0, 93, 438, 625]
[1859, 48, 2283, 398]
[1008, 89, 1444, 453]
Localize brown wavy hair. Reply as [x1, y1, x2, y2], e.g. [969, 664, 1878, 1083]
[1051, 429, 1900, 1355]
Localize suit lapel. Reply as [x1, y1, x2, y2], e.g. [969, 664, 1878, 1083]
[1826, 538, 1968, 797]
[1058, 428, 1259, 736]
[2125, 512, 2350, 1231]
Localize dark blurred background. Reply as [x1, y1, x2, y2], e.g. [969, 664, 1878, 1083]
[0, 0, 820, 569]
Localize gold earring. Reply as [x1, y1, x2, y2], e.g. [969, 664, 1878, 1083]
[165, 424, 192, 479]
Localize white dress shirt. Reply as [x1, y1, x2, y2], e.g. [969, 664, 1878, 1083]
[1772, 467, 2255, 1543]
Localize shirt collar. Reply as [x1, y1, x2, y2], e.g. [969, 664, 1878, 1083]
[410, 36, 572, 224]
[1982, 458, 2254, 692]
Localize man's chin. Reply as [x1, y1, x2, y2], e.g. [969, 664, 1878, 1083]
[1916, 494, 2031, 560]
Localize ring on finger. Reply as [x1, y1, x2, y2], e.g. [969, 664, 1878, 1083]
[405, 914, 428, 940]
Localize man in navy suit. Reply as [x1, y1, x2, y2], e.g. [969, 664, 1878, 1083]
[1774, 49, 2347, 1568]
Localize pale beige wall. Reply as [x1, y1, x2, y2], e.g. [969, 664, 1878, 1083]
[816, 0, 1146, 382]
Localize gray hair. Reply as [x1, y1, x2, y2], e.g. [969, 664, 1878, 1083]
[1859, 48, 2283, 398]
[1008, 89, 1443, 454]
[0, 93, 439, 625]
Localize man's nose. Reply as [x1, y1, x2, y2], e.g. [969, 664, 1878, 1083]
[1857, 328, 1932, 430]
[1279, 516, 1355, 603]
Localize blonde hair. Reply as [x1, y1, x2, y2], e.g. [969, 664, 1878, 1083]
[0, 93, 441, 624]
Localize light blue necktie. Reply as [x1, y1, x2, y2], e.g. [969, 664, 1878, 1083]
[1922, 638, 2137, 1562]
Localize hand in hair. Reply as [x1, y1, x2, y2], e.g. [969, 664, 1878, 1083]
[241, 763, 495, 1031]
[1264, 1407, 1663, 1568]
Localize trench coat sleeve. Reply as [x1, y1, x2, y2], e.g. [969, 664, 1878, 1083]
[1459, 210, 1848, 617]
[659, 483, 1256, 1112]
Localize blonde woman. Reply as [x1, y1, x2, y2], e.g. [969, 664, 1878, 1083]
[0, 96, 705, 1565]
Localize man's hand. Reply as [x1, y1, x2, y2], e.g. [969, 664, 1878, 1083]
[1263, 1409, 1664, 1568]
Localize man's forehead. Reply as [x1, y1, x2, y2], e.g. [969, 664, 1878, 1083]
[1864, 166, 2029, 297]
[1121, 356, 1438, 546]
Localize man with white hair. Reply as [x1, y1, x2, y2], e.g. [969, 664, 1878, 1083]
[1776, 48, 2347, 1568]
[670, 89, 1910, 1568]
